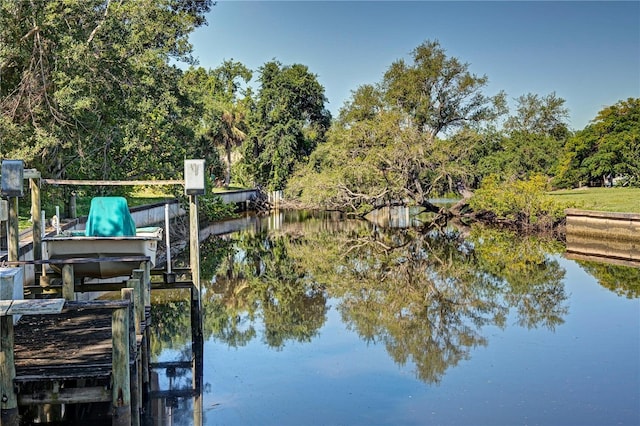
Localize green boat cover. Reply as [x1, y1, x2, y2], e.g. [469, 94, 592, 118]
[84, 197, 136, 237]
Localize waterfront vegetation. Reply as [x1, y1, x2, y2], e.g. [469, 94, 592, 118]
[2, 2, 638, 229]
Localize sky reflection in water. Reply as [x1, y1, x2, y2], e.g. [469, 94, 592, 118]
[150, 211, 640, 426]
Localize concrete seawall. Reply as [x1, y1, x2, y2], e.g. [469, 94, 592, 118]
[565, 209, 640, 267]
[565, 209, 640, 241]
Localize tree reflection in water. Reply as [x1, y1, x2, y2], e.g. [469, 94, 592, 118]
[575, 260, 640, 299]
[196, 213, 570, 384]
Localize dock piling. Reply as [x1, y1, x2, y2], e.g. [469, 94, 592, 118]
[62, 264, 75, 301]
[112, 301, 132, 426]
[122, 288, 140, 426]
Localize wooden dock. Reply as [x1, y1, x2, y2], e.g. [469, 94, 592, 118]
[2, 261, 156, 425]
[2, 261, 202, 425]
[1, 164, 205, 425]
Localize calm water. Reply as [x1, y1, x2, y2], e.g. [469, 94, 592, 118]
[149, 210, 640, 426]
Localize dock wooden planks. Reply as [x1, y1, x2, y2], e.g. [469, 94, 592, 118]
[13, 306, 117, 382]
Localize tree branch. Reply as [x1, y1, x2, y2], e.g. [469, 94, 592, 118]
[88, 0, 111, 44]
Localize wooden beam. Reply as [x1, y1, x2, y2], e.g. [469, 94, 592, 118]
[3, 255, 150, 266]
[42, 179, 183, 186]
[63, 300, 129, 311]
[147, 389, 199, 399]
[150, 361, 191, 369]
[18, 386, 111, 404]
[23, 169, 41, 179]
[2, 299, 65, 316]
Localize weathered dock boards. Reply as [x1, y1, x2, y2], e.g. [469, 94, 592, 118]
[14, 304, 117, 382]
[3, 296, 139, 425]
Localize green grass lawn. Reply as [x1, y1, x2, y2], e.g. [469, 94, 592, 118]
[549, 187, 640, 214]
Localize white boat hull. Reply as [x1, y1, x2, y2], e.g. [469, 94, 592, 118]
[43, 228, 162, 278]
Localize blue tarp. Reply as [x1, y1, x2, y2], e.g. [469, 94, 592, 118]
[84, 197, 136, 237]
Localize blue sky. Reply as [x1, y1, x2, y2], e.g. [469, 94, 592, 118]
[188, 1, 640, 131]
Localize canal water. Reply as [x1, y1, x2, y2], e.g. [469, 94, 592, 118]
[149, 210, 640, 425]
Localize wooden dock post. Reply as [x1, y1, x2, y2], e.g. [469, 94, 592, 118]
[62, 264, 75, 300]
[7, 197, 19, 263]
[112, 302, 132, 426]
[0, 269, 20, 426]
[185, 159, 205, 426]
[121, 288, 140, 426]
[0, 315, 18, 426]
[29, 173, 42, 263]
[131, 267, 150, 315]
[135, 264, 152, 401]
[189, 194, 203, 426]
[126, 278, 142, 334]
[2, 186, 20, 426]
[189, 194, 202, 337]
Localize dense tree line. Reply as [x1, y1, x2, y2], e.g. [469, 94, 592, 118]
[1, 0, 213, 182]
[2, 4, 637, 214]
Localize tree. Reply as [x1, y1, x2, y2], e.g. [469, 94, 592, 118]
[476, 92, 570, 181]
[183, 61, 253, 186]
[288, 40, 505, 213]
[0, 0, 213, 183]
[241, 61, 331, 190]
[504, 92, 570, 140]
[337, 84, 385, 124]
[383, 40, 506, 139]
[206, 61, 252, 186]
[555, 98, 640, 187]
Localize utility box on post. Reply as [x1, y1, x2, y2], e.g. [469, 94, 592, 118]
[1, 160, 25, 197]
[184, 159, 206, 196]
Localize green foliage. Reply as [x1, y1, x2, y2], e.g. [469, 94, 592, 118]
[555, 98, 640, 188]
[182, 61, 253, 186]
[198, 177, 237, 222]
[470, 174, 569, 225]
[157, 212, 572, 383]
[206, 230, 329, 349]
[477, 92, 570, 182]
[198, 194, 237, 223]
[469, 226, 567, 329]
[287, 40, 506, 212]
[242, 61, 331, 190]
[1, 0, 212, 181]
[383, 40, 507, 138]
[504, 92, 570, 140]
[576, 261, 640, 299]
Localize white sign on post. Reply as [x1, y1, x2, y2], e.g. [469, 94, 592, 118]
[184, 159, 206, 195]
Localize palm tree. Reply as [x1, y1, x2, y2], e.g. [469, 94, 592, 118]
[211, 102, 246, 187]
